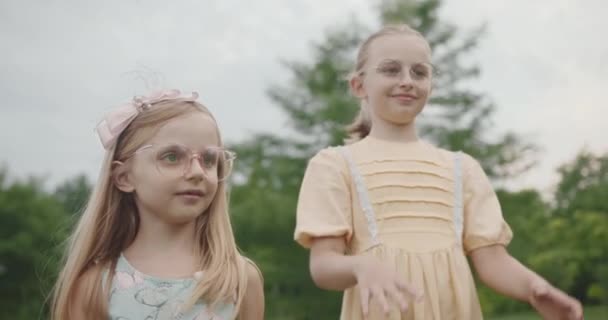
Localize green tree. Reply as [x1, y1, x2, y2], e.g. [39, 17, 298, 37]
[54, 173, 92, 216]
[229, 0, 537, 318]
[0, 169, 70, 319]
[530, 150, 608, 305]
[554, 150, 608, 216]
[530, 210, 608, 305]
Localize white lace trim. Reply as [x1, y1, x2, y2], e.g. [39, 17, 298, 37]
[453, 151, 464, 246]
[338, 147, 380, 245]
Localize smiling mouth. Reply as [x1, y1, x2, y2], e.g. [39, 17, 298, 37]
[175, 190, 205, 197]
[391, 94, 417, 104]
[391, 94, 417, 99]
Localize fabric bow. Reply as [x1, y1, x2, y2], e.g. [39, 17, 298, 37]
[96, 89, 199, 150]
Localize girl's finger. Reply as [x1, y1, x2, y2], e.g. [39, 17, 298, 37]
[387, 283, 409, 312]
[371, 286, 391, 315]
[359, 287, 371, 316]
[396, 279, 423, 302]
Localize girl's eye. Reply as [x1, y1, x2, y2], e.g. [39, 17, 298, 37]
[202, 149, 219, 168]
[412, 65, 430, 78]
[162, 153, 178, 162]
[158, 148, 187, 164]
[379, 65, 401, 76]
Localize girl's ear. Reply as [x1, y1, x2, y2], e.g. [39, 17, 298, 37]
[349, 74, 367, 99]
[112, 161, 135, 193]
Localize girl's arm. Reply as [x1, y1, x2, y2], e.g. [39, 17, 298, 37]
[470, 244, 537, 300]
[471, 244, 583, 319]
[310, 236, 359, 290]
[238, 262, 265, 320]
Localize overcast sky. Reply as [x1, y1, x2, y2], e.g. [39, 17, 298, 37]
[1, 0, 606, 196]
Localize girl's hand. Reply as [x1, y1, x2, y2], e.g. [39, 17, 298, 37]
[353, 256, 423, 317]
[529, 279, 583, 320]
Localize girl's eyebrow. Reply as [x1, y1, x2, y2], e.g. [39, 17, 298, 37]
[377, 59, 433, 66]
[377, 59, 400, 65]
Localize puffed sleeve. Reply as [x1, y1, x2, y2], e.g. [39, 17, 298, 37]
[462, 154, 513, 254]
[294, 147, 353, 249]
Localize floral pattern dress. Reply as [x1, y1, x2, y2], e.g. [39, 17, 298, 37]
[105, 254, 235, 320]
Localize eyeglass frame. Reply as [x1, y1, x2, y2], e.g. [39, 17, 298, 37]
[120, 143, 237, 181]
[358, 59, 438, 81]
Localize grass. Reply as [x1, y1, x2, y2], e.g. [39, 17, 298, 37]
[488, 305, 607, 320]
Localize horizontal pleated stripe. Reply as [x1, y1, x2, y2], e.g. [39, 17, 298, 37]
[359, 161, 454, 181]
[370, 186, 454, 206]
[374, 201, 453, 220]
[364, 173, 454, 191]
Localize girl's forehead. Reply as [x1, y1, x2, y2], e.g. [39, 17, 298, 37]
[367, 33, 431, 64]
[149, 112, 220, 147]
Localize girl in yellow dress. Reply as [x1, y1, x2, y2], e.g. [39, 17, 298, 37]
[294, 24, 583, 320]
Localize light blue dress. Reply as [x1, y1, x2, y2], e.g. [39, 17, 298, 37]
[105, 254, 235, 320]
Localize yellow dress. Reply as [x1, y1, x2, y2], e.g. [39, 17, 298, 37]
[294, 136, 513, 320]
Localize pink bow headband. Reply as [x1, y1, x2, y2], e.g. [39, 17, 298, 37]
[96, 89, 199, 150]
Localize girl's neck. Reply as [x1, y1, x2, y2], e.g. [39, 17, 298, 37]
[123, 212, 201, 277]
[368, 117, 419, 143]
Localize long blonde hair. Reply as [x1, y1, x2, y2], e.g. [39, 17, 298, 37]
[51, 100, 249, 319]
[345, 23, 431, 143]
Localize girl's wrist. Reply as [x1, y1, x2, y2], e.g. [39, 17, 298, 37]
[350, 255, 365, 281]
[526, 276, 550, 303]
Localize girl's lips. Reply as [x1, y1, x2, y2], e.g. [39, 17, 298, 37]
[175, 189, 205, 197]
[392, 94, 417, 102]
[391, 93, 417, 99]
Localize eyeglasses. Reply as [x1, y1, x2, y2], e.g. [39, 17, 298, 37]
[133, 144, 236, 181]
[361, 60, 435, 81]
